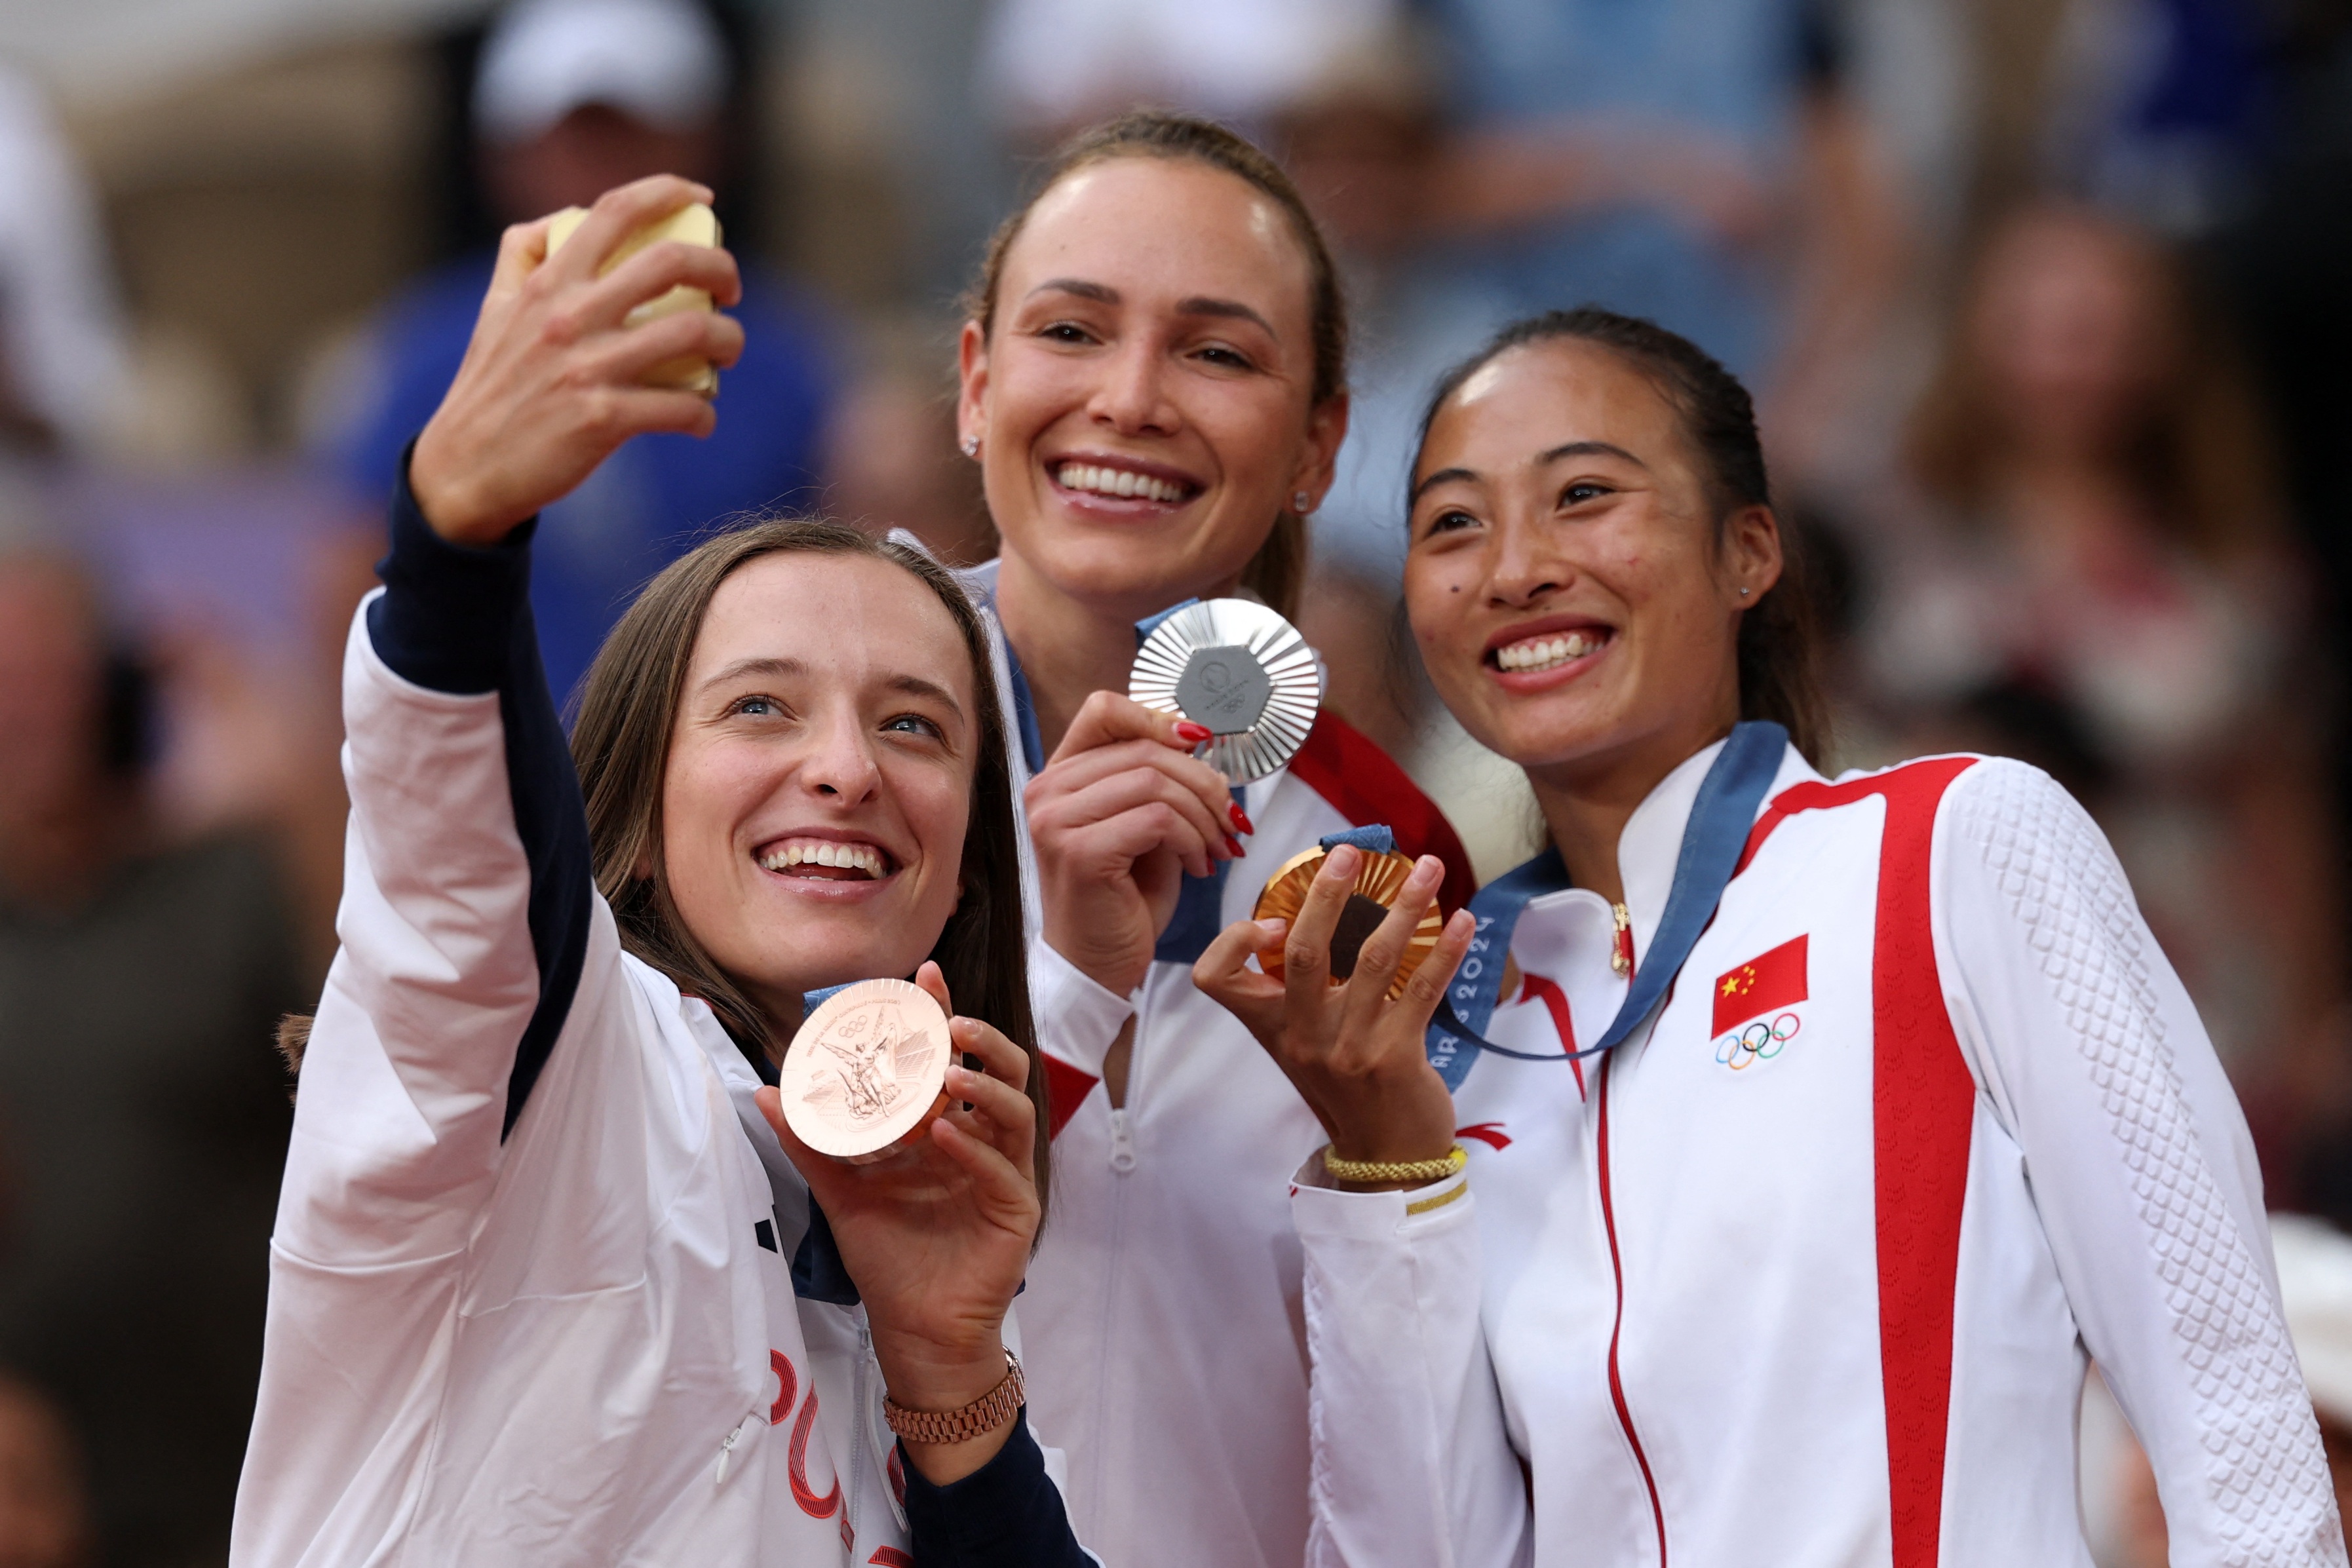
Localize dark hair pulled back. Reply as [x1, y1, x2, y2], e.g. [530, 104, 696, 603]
[964, 110, 1349, 620]
[1416, 307, 1830, 765]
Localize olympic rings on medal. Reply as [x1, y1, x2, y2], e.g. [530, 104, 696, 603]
[1713, 1011, 1802, 1070]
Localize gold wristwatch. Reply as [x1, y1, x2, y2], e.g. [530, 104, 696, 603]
[882, 1348, 1024, 1444]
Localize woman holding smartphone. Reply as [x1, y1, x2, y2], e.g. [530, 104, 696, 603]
[233, 176, 1089, 1567]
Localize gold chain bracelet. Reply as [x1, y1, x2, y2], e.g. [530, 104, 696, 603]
[1323, 1144, 1468, 1185]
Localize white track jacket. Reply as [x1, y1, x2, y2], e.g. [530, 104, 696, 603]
[231, 483, 1090, 1568]
[954, 561, 1475, 1568]
[1294, 738, 2345, 1568]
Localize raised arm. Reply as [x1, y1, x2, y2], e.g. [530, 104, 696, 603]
[279, 176, 745, 1265]
[1937, 759, 2344, 1566]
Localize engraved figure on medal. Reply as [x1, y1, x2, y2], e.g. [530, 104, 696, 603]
[779, 980, 952, 1162]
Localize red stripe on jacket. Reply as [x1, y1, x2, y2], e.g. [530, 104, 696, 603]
[1735, 757, 1980, 1568]
[1039, 710, 1473, 1139]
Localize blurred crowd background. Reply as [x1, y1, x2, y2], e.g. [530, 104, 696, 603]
[0, 0, 2348, 1561]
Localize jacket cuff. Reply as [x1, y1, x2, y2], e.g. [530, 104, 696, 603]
[365, 440, 539, 695]
[903, 1407, 1090, 1567]
[1291, 1153, 1474, 1238]
[1029, 940, 1135, 1079]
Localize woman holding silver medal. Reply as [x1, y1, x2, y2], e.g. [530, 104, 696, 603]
[233, 175, 1094, 1567]
[1195, 309, 2345, 1565]
[946, 113, 1473, 1568]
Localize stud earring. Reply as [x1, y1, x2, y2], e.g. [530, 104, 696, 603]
[1292, 490, 1312, 514]
[1739, 586, 1752, 597]
[961, 435, 979, 457]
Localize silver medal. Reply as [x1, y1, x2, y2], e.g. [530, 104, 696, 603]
[1128, 599, 1322, 783]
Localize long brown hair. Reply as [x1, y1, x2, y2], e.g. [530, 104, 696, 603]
[963, 110, 1349, 620]
[570, 520, 1050, 1206]
[1416, 307, 1832, 766]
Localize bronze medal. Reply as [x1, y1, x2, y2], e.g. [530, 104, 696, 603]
[777, 979, 952, 1162]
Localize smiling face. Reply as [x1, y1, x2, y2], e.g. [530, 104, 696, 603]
[958, 157, 1346, 622]
[657, 552, 978, 1020]
[1403, 338, 1779, 791]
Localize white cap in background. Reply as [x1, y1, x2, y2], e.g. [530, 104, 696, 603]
[2271, 1213, 2352, 1428]
[474, 0, 729, 146]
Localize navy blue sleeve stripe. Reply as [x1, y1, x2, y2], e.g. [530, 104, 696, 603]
[369, 454, 593, 1142]
[903, 1409, 1092, 1567]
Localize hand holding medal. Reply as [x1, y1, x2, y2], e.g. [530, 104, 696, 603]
[1193, 839, 1473, 1184]
[752, 963, 1040, 1466]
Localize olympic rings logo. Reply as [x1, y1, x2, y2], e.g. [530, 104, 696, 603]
[1714, 1012, 1802, 1071]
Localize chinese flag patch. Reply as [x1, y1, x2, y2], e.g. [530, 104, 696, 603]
[1712, 935, 1808, 1037]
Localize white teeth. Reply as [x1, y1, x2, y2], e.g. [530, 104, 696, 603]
[758, 839, 886, 878]
[1495, 632, 1600, 672]
[1056, 462, 1184, 504]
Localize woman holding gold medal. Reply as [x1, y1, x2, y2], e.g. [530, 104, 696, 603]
[1195, 309, 2346, 1565]
[946, 113, 1473, 1568]
[232, 176, 1092, 1567]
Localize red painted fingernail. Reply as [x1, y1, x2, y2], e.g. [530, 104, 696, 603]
[1225, 834, 1245, 857]
[1176, 721, 1213, 744]
[1229, 803, 1254, 835]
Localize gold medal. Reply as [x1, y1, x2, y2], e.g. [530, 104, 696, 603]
[777, 979, 951, 1162]
[1253, 844, 1442, 999]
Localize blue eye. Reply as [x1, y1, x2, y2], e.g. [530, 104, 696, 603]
[736, 695, 777, 717]
[884, 714, 944, 739]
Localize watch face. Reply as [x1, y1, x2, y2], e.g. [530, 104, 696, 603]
[1129, 598, 1322, 784]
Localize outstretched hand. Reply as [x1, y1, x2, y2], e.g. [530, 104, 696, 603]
[1193, 847, 1470, 1186]
[1025, 689, 1244, 998]
[754, 961, 1038, 1480]
[410, 174, 746, 546]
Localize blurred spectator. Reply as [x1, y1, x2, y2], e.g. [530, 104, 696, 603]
[318, 0, 837, 709]
[0, 1374, 87, 1568]
[1404, 0, 1899, 391]
[977, 0, 1404, 142]
[0, 68, 130, 457]
[0, 529, 302, 1567]
[1965, 0, 2271, 239]
[1854, 204, 2340, 1089]
[821, 320, 995, 568]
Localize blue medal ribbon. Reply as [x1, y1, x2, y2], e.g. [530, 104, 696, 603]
[1424, 721, 1787, 1092]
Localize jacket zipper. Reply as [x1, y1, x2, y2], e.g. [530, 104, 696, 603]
[1106, 1106, 1137, 1174]
[1596, 1053, 1668, 1567]
[847, 1319, 873, 1546]
[715, 1407, 762, 1487]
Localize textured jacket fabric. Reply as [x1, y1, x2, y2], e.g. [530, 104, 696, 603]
[230, 481, 1091, 1568]
[1292, 738, 2345, 1568]
[954, 561, 1476, 1568]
